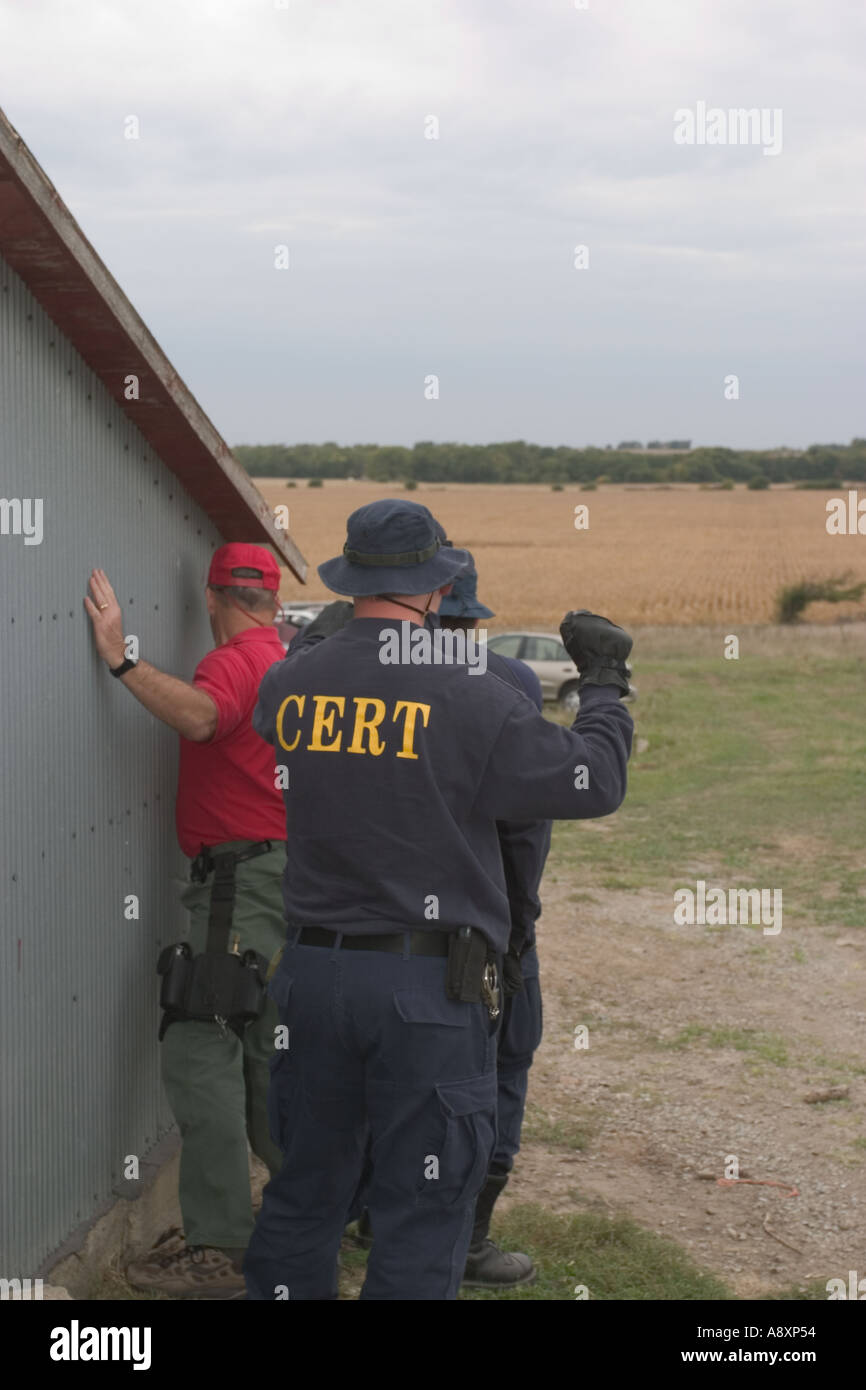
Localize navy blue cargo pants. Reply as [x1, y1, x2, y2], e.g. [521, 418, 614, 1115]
[492, 945, 543, 1172]
[244, 934, 498, 1301]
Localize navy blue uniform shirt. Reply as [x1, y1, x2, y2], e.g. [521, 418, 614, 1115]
[488, 652, 552, 957]
[253, 617, 632, 952]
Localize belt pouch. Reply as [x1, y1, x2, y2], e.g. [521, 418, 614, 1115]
[445, 926, 488, 1003]
[229, 950, 270, 1023]
[157, 943, 194, 1012]
[185, 951, 243, 1017]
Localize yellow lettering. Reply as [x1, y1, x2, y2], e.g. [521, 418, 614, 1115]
[307, 694, 346, 751]
[392, 700, 430, 759]
[347, 697, 387, 755]
[275, 694, 305, 752]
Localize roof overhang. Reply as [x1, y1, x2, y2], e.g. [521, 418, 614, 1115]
[0, 106, 306, 582]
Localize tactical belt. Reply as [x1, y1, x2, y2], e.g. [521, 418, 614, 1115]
[295, 925, 450, 956]
[157, 840, 275, 1040]
[293, 924, 501, 1019]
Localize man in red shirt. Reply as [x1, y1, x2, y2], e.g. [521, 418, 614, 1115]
[85, 543, 288, 1298]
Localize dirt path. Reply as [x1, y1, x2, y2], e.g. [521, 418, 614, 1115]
[502, 877, 865, 1297]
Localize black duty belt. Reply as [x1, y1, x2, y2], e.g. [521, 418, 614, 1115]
[190, 839, 275, 888]
[295, 926, 450, 956]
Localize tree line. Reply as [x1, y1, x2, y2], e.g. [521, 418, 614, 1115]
[233, 439, 866, 486]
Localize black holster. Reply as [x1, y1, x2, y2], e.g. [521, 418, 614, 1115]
[157, 943, 270, 1040]
[445, 926, 501, 1020]
[157, 843, 272, 1040]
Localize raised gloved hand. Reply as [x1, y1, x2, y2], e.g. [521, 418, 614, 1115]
[559, 610, 633, 696]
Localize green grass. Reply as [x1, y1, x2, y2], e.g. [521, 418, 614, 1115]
[550, 626, 866, 929]
[344, 1205, 734, 1300]
[520, 1102, 595, 1150]
[658, 1024, 789, 1066]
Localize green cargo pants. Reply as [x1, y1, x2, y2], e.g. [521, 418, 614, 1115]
[161, 840, 288, 1249]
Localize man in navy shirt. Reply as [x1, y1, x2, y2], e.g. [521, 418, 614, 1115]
[436, 557, 550, 1288]
[244, 499, 633, 1301]
[291, 559, 547, 1288]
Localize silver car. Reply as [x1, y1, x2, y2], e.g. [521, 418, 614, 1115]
[279, 599, 331, 627]
[484, 631, 583, 711]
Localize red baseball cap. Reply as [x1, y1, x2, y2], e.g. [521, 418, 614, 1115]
[207, 543, 281, 591]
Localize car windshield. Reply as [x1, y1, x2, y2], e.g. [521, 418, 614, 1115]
[522, 637, 571, 662]
[486, 634, 523, 657]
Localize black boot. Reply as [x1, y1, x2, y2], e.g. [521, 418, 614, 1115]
[462, 1173, 535, 1289]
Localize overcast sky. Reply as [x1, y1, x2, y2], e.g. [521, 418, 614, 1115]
[1, 0, 864, 450]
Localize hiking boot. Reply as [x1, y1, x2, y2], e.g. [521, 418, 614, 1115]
[462, 1238, 535, 1288]
[461, 1171, 536, 1290]
[126, 1232, 246, 1299]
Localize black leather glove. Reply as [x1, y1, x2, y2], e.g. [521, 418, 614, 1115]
[560, 609, 633, 696]
[501, 949, 525, 998]
[300, 600, 354, 641]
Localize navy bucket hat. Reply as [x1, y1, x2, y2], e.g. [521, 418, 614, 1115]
[437, 557, 495, 620]
[318, 499, 471, 597]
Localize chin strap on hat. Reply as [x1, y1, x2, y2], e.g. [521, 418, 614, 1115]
[375, 592, 437, 617]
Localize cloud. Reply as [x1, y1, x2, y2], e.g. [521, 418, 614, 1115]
[0, 0, 863, 446]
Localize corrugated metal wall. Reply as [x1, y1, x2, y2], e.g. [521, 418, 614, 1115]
[0, 252, 225, 1276]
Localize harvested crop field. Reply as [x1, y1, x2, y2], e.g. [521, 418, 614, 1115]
[256, 479, 866, 630]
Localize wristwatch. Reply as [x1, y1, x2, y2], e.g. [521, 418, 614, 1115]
[110, 657, 138, 678]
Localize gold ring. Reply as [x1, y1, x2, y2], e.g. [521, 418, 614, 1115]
[98, 603, 109, 611]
